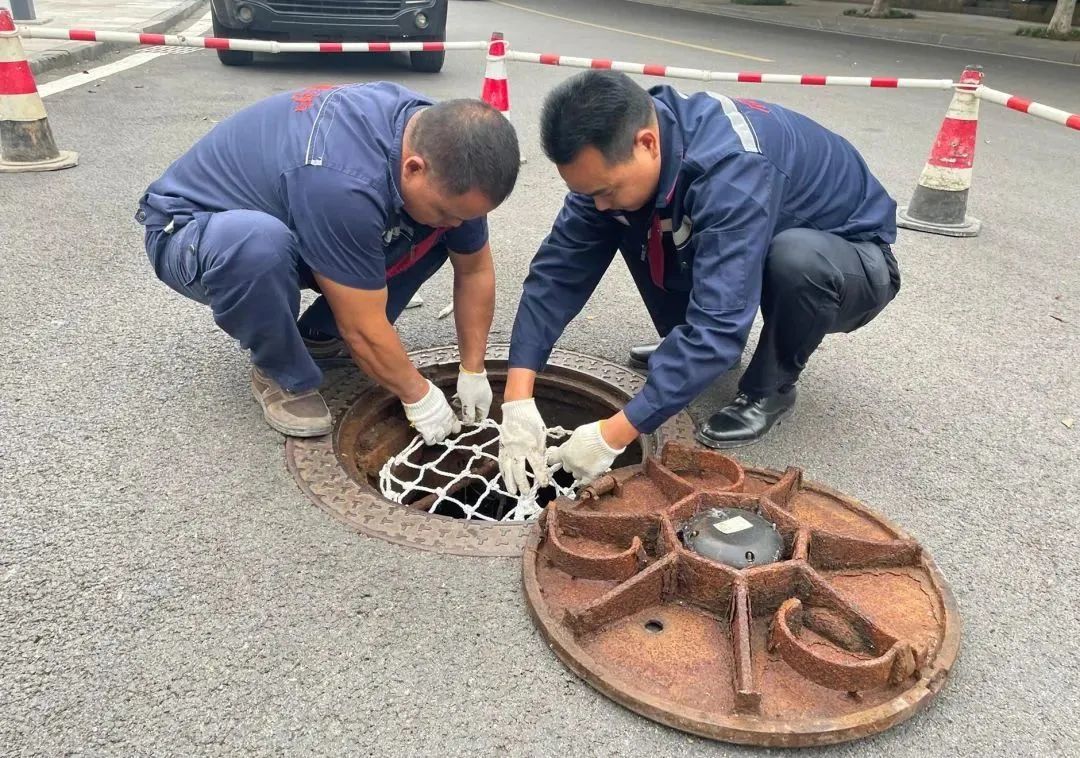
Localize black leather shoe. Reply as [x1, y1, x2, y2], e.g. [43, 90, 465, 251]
[630, 343, 744, 373]
[628, 343, 659, 369]
[302, 334, 349, 361]
[696, 388, 797, 449]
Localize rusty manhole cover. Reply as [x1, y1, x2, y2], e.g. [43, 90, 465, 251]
[286, 346, 696, 557]
[523, 443, 960, 746]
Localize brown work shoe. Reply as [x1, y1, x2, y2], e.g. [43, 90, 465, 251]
[250, 367, 332, 437]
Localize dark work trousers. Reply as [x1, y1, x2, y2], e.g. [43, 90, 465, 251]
[621, 227, 901, 399]
[144, 209, 449, 393]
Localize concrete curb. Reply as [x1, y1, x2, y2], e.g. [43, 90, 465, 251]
[624, 0, 1080, 65]
[28, 0, 209, 76]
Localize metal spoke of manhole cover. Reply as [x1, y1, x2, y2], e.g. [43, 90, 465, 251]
[286, 345, 696, 557]
[523, 442, 960, 747]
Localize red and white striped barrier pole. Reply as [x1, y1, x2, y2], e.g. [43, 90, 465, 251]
[897, 67, 983, 238]
[0, 9, 76, 172]
[974, 85, 1080, 132]
[505, 50, 957, 90]
[14, 24, 489, 53]
[481, 31, 526, 164]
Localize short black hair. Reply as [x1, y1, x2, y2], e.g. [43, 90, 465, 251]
[540, 70, 656, 165]
[411, 99, 520, 205]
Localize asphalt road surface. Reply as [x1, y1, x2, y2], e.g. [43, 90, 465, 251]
[2, 0, 1077, 755]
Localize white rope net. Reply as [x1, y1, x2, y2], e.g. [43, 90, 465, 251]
[378, 419, 576, 522]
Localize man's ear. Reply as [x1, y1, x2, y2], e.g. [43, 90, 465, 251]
[636, 128, 660, 159]
[402, 154, 428, 180]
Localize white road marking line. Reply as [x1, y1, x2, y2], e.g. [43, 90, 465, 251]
[39, 13, 211, 98]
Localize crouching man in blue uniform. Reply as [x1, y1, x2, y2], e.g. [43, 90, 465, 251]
[498, 71, 899, 492]
[137, 82, 519, 441]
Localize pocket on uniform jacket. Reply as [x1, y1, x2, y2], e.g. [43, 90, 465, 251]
[691, 230, 751, 312]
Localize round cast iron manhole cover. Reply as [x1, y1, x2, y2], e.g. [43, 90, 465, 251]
[286, 346, 696, 557]
[523, 443, 960, 747]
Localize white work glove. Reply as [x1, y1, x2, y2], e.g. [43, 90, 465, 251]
[499, 398, 550, 496]
[403, 380, 461, 445]
[546, 421, 625, 487]
[456, 367, 493, 423]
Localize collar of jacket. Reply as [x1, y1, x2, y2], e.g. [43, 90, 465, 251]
[387, 104, 427, 213]
[653, 98, 685, 211]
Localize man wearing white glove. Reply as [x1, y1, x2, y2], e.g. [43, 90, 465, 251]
[139, 84, 519, 441]
[457, 367, 493, 424]
[402, 380, 461, 445]
[500, 371, 636, 494]
[499, 398, 550, 495]
[546, 421, 625, 485]
[401, 363, 495, 445]
[501, 72, 899, 485]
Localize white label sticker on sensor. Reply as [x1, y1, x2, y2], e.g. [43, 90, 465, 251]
[714, 515, 754, 534]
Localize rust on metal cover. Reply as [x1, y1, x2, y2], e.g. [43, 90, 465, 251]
[523, 442, 960, 746]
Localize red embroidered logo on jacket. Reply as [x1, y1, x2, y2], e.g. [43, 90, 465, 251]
[292, 84, 335, 112]
[735, 98, 770, 113]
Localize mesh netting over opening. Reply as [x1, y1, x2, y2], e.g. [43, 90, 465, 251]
[378, 419, 576, 522]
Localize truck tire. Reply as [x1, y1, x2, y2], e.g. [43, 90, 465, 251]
[217, 48, 255, 66]
[409, 49, 445, 73]
[212, 12, 255, 66]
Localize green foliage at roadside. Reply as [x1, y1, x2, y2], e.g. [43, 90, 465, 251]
[1016, 26, 1080, 41]
[842, 7, 917, 19]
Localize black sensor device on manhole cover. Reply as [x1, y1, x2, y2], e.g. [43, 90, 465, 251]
[680, 507, 783, 569]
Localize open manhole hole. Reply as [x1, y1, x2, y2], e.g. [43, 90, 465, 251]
[286, 346, 696, 557]
[524, 442, 960, 747]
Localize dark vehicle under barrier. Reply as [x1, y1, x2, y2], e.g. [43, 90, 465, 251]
[211, 0, 450, 71]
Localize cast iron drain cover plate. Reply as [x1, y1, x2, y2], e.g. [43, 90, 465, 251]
[523, 443, 959, 747]
[286, 346, 696, 557]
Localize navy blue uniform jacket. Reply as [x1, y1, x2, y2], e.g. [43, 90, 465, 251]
[508, 86, 897, 434]
[138, 82, 487, 291]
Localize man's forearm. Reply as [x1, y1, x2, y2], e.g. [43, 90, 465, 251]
[600, 411, 640, 449]
[343, 324, 428, 404]
[453, 266, 495, 373]
[504, 367, 536, 402]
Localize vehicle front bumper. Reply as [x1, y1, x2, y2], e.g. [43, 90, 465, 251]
[213, 0, 448, 40]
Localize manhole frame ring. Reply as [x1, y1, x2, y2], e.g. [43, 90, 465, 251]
[286, 344, 698, 557]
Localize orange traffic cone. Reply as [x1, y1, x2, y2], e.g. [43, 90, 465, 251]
[481, 31, 525, 164]
[481, 32, 509, 113]
[897, 66, 982, 237]
[0, 9, 77, 172]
